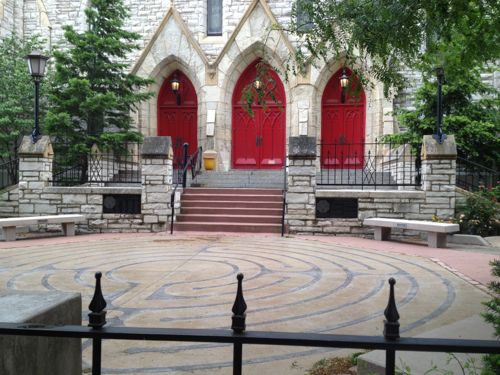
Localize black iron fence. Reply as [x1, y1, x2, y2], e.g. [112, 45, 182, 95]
[318, 142, 422, 189]
[0, 157, 18, 190]
[457, 157, 499, 192]
[51, 142, 142, 186]
[0, 273, 497, 375]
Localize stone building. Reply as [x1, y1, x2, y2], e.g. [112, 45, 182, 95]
[1, 0, 401, 172]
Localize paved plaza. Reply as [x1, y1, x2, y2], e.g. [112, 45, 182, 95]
[0, 232, 497, 374]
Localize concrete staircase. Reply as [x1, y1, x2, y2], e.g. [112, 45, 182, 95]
[174, 188, 284, 233]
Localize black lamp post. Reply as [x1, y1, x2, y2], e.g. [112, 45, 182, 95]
[433, 67, 447, 144]
[26, 51, 49, 143]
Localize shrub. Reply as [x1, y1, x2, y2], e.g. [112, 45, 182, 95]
[482, 260, 500, 375]
[456, 188, 500, 237]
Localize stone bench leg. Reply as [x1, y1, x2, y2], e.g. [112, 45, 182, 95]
[428, 232, 447, 248]
[62, 222, 75, 236]
[374, 227, 391, 241]
[2, 226, 16, 241]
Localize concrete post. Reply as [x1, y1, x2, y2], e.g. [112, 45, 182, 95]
[17, 135, 54, 216]
[421, 134, 457, 219]
[141, 136, 173, 231]
[286, 136, 317, 233]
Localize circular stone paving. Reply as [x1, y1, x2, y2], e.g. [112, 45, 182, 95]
[0, 233, 488, 374]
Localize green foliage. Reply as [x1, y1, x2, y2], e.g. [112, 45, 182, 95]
[0, 34, 48, 162]
[386, 64, 499, 168]
[45, 0, 153, 153]
[289, 0, 500, 95]
[482, 260, 500, 375]
[456, 188, 500, 237]
[241, 61, 282, 117]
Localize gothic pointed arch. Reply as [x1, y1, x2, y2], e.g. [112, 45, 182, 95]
[321, 67, 366, 169]
[232, 59, 286, 169]
[157, 69, 198, 165]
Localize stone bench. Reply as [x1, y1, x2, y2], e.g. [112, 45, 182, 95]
[0, 214, 85, 241]
[363, 218, 460, 248]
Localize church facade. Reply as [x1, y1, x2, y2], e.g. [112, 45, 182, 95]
[2, 0, 408, 171]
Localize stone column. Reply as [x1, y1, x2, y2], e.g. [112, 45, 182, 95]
[141, 136, 173, 231]
[286, 136, 317, 233]
[421, 135, 457, 219]
[18, 136, 54, 216]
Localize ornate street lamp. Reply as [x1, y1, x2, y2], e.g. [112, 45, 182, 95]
[433, 67, 447, 144]
[170, 73, 181, 105]
[26, 51, 49, 143]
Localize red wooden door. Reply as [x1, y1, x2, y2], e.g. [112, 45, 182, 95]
[321, 68, 365, 169]
[157, 70, 198, 165]
[232, 60, 286, 169]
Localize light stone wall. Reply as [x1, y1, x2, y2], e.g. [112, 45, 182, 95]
[141, 156, 173, 231]
[15, 137, 175, 233]
[0, 0, 23, 39]
[285, 135, 457, 236]
[0, 185, 19, 217]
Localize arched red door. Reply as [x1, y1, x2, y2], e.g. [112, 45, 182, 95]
[321, 68, 365, 169]
[158, 70, 198, 165]
[232, 61, 286, 169]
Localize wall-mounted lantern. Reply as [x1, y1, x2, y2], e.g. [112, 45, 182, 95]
[339, 68, 349, 88]
[171, 74, 181, 105]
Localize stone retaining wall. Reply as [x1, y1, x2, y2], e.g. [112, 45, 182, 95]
[286, 136, 458, 236]
[12, 136, 174, 234]
[0, 185, 19, 218]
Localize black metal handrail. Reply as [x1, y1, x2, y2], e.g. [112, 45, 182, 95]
[170, 144, 203, 234]
[318, 141, 422, 189]
[457, 157, 499, 191]
[281, 160, 287, 237]
[0, 157, 19, 190]
[0, 273, 498, 375]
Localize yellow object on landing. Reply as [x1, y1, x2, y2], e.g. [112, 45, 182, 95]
[203, 150, 217, 170]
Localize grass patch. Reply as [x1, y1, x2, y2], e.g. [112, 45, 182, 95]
[306, 356, 357, 375]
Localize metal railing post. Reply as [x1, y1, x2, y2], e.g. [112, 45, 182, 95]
[231, 273, 247, 375]
[383, 278, 400, 375]
[182, 143, 189, 188]
[88, 272, 107, 375]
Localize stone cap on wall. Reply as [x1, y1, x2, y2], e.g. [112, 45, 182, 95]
[141, 136, 173, 159]
[289, 136, 316, 159]
[422, 135, 457, 160]
[18, 135, 53, 158]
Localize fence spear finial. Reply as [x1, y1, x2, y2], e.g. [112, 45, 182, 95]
[231, 273, 247, 333]
[88, 272, 107, 329]
[383, 277, 400, 340]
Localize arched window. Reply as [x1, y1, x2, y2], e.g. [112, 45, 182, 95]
[207, 0, 222, 36]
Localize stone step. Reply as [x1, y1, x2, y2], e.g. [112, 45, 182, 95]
[176, 214, 282, 224]
[180, 200, 283, 209]
[181, 193, 283, 202]
[173, 222, 282, 233]
[183, 187, 283, 195]
[189, 170, 286, 188]
[181, 207, 282, 216]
